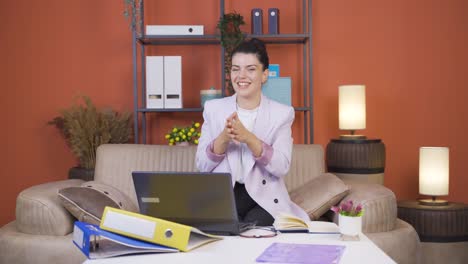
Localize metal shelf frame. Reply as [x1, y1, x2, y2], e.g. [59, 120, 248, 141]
[132, 0, 313, 144]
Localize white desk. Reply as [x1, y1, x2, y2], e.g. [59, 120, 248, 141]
[84, 233, 395, 264]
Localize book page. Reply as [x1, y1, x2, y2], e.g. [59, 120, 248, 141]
[273, 213, 308, 231]
[307, 221, 339, 233]
[90, 237, 177, 259]
[273, 213, 339, 233]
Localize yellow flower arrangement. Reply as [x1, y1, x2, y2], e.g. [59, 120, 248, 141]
[165, 122, 201, 145]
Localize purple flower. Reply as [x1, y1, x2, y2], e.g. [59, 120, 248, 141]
[355, 204, 362, 214]
[341, 200, 352, 212]
[331, 206, 340, 213]
[331, 200, 364, 217]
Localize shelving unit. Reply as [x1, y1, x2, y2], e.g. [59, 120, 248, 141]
[131, 0, 313, 144]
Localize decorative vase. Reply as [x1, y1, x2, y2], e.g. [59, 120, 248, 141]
[338, 214, 362, 237]
[200, 87, 222, 107]
[68, 166, 94, 181]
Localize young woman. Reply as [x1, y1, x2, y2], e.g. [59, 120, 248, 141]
[196, 38, 308, 226]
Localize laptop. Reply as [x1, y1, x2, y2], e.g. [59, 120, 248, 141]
[132, 171, 251, 235]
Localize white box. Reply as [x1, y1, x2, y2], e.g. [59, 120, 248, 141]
[262, 77, 291, 106]
[146, 25, 204, 35]
[163, 56, 182, 108]
[146, 56, 164, 109]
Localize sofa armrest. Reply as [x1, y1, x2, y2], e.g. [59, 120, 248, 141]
[330, 181, 397, 233]
[16, 179, 84, 236]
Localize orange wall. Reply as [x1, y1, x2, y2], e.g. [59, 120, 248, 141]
[312, 0, 468, 205]
[1, 0, 467, 226]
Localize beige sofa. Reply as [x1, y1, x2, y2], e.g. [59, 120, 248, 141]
[0, 144, 420, 264]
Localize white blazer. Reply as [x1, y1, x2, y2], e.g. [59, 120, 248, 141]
[196, 94, 309, 221]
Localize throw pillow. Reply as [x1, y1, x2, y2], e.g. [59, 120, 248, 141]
[58, 181, 138, 225]
[289, 173, 349, 220]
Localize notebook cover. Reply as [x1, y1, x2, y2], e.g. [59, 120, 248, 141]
[256, 242, 345, 264]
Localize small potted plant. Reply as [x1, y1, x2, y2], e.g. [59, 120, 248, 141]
[165, 122, 201, 146]
[331, 200, 364, 237]
[49, 96, 133, 180]
[217, 12, 246, 95]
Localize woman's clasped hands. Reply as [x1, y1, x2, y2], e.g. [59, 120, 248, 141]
[225, 112, 251, 145]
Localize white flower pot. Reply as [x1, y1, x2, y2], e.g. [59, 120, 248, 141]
[339, 214, 362, 236]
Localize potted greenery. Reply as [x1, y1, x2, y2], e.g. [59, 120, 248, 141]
[217, 12, 246, 95]
[49, 96, 133, 181]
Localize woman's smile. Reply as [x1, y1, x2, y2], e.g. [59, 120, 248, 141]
[236, 81, 251, 88]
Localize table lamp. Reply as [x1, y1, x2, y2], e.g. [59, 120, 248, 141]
[327, 84, 385, 185]
[339, 85, 366, 139]
[419, 147, 449, 206]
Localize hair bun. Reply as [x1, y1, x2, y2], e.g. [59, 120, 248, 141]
[231, 37, 269, 70]
[250, 38, 266, 52]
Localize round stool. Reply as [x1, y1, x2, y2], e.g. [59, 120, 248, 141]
[397, 201, 468, 264]
[326, 139, 385, 184]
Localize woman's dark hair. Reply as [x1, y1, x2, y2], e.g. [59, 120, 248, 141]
[231, 38, 269, 71]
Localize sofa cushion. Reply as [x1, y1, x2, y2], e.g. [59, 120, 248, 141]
[0, 221, 87, 264]
[94, 144, 199, 203]
[366, 219, 421, 264]
[58, 181, 138, 225]
[285, 144, 326, 192]
[16, 179, 84, 236]
[289, 173, 349, 220]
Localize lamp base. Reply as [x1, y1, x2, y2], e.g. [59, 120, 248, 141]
[418, 198, 449, 206]
[339, 134, 367, 140]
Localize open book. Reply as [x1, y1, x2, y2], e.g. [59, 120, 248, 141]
[273, 213, 339, 233]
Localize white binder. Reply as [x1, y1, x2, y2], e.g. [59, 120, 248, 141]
[146, 25, 204, 35]
[163, 56, 182, 108]
[146, 56, 164, 109]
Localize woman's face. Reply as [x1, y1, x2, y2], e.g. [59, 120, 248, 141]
[231, 52, 268, 100]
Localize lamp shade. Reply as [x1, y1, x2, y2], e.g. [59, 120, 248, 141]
[339, 85, 366, 130]
[419, 147, 449, 196]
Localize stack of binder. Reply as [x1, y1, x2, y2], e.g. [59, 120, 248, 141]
[73, 221, 177, 259]
[146, 56, 183, 109]
[73, 207, 222, 259]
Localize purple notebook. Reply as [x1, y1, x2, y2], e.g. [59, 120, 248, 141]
[256, 243, 345, 264]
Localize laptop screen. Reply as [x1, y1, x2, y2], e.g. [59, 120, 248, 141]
[132, 171, 240, 234]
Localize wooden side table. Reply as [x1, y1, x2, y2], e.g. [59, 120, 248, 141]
[397, 200, 468, 264]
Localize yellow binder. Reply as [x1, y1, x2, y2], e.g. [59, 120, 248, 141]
[100, 207, 222, 252]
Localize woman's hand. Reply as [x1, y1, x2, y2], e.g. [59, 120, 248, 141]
[227, 112, 251, 144]
[227, 112, 263, 157]
[213, 112, 237, 154]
